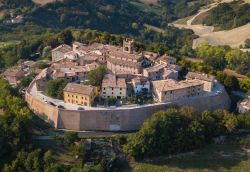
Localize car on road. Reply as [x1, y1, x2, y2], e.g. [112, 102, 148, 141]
[48, 101, 56, 106]
[77, 107, 84, 111]
[58, 105, 65, 109]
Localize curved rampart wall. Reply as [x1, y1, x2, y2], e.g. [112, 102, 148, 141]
[25, 69, 231, 131]
[26, 88, 230, 131]
[26, 92, 59, 127]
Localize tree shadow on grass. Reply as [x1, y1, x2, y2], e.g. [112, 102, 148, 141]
[139, 144, 249, 171]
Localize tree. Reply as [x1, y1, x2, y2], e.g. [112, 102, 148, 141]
[245, 38, 250, 48]
[20, 76, 33, 88]
[86, 65, 107, 87]
[124, 108, 205, 159]
[225, 49, 242, 69]
[58, 30, 73, 45]
[44, 79, 68, 99]
[223, 75, 239, 91]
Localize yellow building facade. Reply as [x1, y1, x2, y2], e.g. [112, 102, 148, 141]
[63, 83, 97, 107]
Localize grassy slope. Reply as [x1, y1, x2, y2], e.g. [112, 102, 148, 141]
[129, 0, 162, 15]
[130, 143, 250, 172]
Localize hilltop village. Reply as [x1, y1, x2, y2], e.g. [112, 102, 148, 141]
[27, 38, 223, 108]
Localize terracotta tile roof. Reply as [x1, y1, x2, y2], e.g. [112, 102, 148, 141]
[3, 69, 24, 77]
[143, 51, 159, 61]
[107, 58, 141, 68]
[64, 83, 95, 96]
[132, 76, 149, 85]
[152, 79, 204, 92]
[156, 55, 176, 64]
[144, 64, 168, 73]
[102, 74, 127, 88]
[186, 72, 215, 82]
[52, 44, 72, 53]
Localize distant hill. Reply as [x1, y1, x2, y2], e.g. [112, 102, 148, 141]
[192, 1, 250, 30]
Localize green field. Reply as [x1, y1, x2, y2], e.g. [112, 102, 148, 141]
[0, 41, 20, 48]
[130, 144, 250, 172]
[130, 1, 162, 15]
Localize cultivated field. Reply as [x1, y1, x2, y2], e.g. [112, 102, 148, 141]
[139, 0, 160, 6]
[131, 143, 250, 172]
[32, 0, 59, 5]
[193, 23, 250, 48]
[172, 0, 250, 48]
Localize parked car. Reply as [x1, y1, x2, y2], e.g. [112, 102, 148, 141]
[48, 101, 56, 106]
[77, 107, 84, 111]
[58, 105, 65, 109]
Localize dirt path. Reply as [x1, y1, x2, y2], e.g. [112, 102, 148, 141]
[172, 0, 250, 48]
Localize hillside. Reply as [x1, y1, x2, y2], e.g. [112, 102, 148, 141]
[172, 0, 250, 48]
[192, 1, 250, 30]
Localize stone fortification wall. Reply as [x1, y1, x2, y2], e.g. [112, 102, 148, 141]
[25, 73, 231, 131]
[26, 88, 230, 131]
[26, 93, 59, 127]
[57, 103, 174, 131]
[175, 88, 231, 111]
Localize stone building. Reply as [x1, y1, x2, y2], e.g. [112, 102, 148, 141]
[63, 83, 97, 106]
[131, 76, 150, 94]
[3, 68, 25, 85]
[106, 39, 144, 75]
[155, 54, 177, 65]
[143, 64, 179, 81]
[52, 61, 99, 82]
[52, 44, 72, 62]
[101, 74, 127, 99]
[152, 79, 204, 102]
[186, 72, 215, 92]
[238, 97, 250, 113]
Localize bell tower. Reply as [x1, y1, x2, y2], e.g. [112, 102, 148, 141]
[123, 38, 134, 54]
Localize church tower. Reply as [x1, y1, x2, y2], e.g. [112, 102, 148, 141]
[123, 38, 134, 54]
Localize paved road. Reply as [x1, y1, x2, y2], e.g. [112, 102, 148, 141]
[29, 80, 224, 111]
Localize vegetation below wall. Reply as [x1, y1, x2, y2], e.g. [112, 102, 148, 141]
[124, 107, 239, 159]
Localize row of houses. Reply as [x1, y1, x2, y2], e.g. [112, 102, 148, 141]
[2, 60, 37, 86]
[48, 39, 217, 107]
[62, 71, 215, 107]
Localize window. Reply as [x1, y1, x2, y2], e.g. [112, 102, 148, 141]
[112, 92, 114, 94]
[85, 97, 87, 100]
[103, 88, 106, 90]
[103, 92, 106, 94]
[82, 97, 83, 99]
[112, 88, 114, 90]
[170, 91, 173, 94]
[120, 92, 122, 95]
[84, 102, 87, 106]
[120, 88, 122, 90]
[76, 96, 78, 98]
[72, 95, 74, 97]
